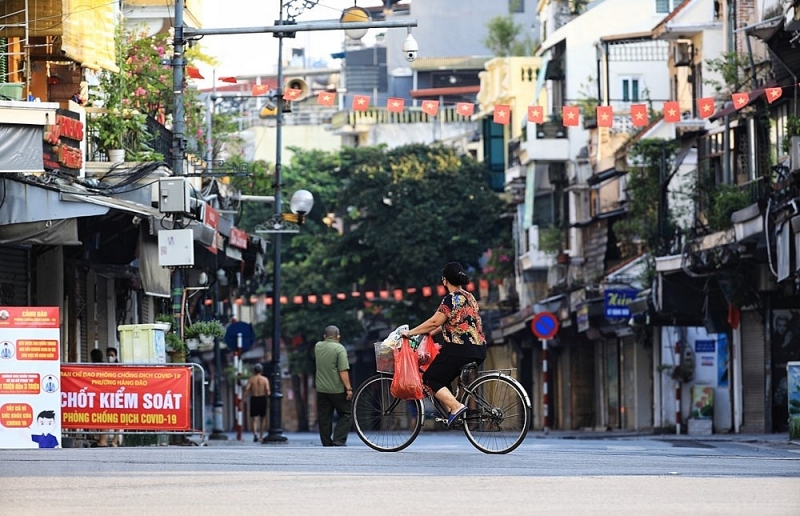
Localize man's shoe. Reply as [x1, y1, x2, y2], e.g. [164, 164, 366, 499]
[332, 441, 347, 447]
[446, 405, 468, 428]
[253, 436, 259, 443]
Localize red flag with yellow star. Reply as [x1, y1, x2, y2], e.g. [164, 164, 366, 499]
[697, 97, 715, 119]
[493, 105, 510, 124]
[663, 101, 681, 122]
[731, 92, 749, 110]
[596, 106, 613, 127]
[186, 66, 204, 80]
[456, 102, 474, 117]
[386, 97, 405, 113]
[283, 88, 303, 101]
[352, 95, 370, 111]
[251, 84, 269, 97]
[562, 105, 580, 126]
[766, 87, 783, 104]
[317, 91, 336, 106]
[630, 104, 649, 127]
[527, 105, 544, 123]
[421, 100, 439, 116]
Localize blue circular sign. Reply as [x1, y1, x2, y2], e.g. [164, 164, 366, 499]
[531, 312, 559, 339]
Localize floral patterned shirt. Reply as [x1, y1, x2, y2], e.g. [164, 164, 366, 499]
[437, 290, 486, 359]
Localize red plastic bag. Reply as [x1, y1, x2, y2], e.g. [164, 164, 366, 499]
[390, 338, 424, 400]
[417, 334, 441, 373]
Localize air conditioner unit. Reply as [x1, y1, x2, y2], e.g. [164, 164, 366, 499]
[790, 136, 800, 172]
[547, 264, 568, 288]
[673, 42, 692, 67]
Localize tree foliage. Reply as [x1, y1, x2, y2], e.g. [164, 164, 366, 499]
[483, 15, 537, 57]
[232, 144, 510, 343]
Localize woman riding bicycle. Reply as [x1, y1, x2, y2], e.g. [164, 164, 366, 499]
[401, 261, 486, 428]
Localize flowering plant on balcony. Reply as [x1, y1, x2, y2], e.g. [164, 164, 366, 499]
[481, 247, 514, 285]
[89, 25, 204, 159]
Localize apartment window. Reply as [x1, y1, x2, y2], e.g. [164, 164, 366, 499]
[509, 0, 524, 13]
[656, 0, 680, 14]
[621, 77, 640, 103]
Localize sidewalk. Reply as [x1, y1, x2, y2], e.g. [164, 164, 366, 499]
[193, 429, 799, 448]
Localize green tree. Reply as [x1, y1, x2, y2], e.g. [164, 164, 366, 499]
[483, 15, 536, 57]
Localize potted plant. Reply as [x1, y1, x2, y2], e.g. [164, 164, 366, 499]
[225, 364, 252, 386]
[155, 314, 174, 331]
[185, 320, 225, 347]
[482, 247, 514, 285]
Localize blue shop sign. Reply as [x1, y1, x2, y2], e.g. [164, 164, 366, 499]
[604, 288, 638, 319]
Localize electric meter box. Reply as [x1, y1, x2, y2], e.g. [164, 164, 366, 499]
[158, 177, 191, 213]
[118, 324, 169, 364]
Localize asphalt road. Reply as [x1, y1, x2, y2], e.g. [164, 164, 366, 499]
[3, 432, 799, 515]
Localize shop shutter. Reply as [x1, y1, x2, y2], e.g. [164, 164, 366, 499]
[621, 336, 637, 430]
[0, 246, 29, 305]
[740, 310, 766, 433]
[77, 268, 89, 363]
[570, 344, 595, 429]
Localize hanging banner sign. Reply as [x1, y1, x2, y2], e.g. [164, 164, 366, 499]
[60, 365, 191, 431]
[0, 306, 61, 449]
[604, 288, 638, 319]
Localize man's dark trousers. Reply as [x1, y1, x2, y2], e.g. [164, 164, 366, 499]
[317, 391, 352, 446]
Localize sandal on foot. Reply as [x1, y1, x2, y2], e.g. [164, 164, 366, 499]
[446, 405, 468, 428]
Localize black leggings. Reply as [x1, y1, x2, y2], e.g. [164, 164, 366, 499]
[422, 353, 483, 393]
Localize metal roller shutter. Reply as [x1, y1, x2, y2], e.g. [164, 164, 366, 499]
[740, 310, 766, 433]
[0, 246, 29, 305]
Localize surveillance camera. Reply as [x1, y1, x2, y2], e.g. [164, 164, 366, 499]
[402, 33, 418, 62]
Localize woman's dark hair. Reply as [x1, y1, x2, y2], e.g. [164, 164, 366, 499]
[442, 262, 469, 286]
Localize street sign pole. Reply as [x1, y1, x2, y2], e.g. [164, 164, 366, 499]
[531, 312, 559, 434]
[542, 338, 549, 433]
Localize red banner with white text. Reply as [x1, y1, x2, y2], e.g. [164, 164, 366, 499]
[60, 365, 191, 431]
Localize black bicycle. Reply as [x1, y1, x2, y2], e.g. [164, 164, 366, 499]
[352, 362, 531, 454]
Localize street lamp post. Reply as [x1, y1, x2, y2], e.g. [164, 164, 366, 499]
[172, 0, 417, 442]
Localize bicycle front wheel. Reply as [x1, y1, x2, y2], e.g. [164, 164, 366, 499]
[352, 374, 422, 452]
[462, 375, 530, 454]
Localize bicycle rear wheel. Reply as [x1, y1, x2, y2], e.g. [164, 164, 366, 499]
[462, 375, 530, 454]
[352, 374, 422, 452]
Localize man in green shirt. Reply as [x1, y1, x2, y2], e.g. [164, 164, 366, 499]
[314, 325, 353, 446]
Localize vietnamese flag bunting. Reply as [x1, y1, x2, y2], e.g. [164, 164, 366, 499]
[387, 97, 405, 113]
[766, 87, 783, 104]
[493, 104, 510, 124]
[663, 101, 681, 122]
[219, 76, 238, 83]
[697, 97, 715, 119]
[352, 95, 370, 111]
[562, 105, 580, 126]
[186, 66, 204, 80]
[456, 102, 474, 117]
[283, 88, 303, 101]
[251, 84, 269, 97]
[317, 91, 336, 106]
[731, 92, 749, 110]
[596, 106, 613, 127]
[421, 100, 439, 116]
[527, 105, 544, 123]
[630, 103, 649, 127]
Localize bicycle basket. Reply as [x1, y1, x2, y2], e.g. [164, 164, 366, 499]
[374, 341, 395, 374]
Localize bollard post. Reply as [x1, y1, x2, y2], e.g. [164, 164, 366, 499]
[542, 338, 549, 432]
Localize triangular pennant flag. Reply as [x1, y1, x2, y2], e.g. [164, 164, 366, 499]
[663, 101, 681, 122]
[283, 88, 303, 101]
[596, 106, 613, 127]
[731, 92, 749, 110]
[386, 97, 405, 113]
[527, 105, 544, 123]
[352, 94, 370, 111]
[630, 103, 649, 127]
[186, 66, 204, 80]
[766, 87, 783, 104]
[561, 105, 580, 126]
[317, 91, 336, 106]
[456, 102, 474, 117]
[251, 84, 269, 97]
[697, 97, 715, 119]
[493, 104, 510, 124]
[219, 76, 238, 83]
[421, 100, 439, 116]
